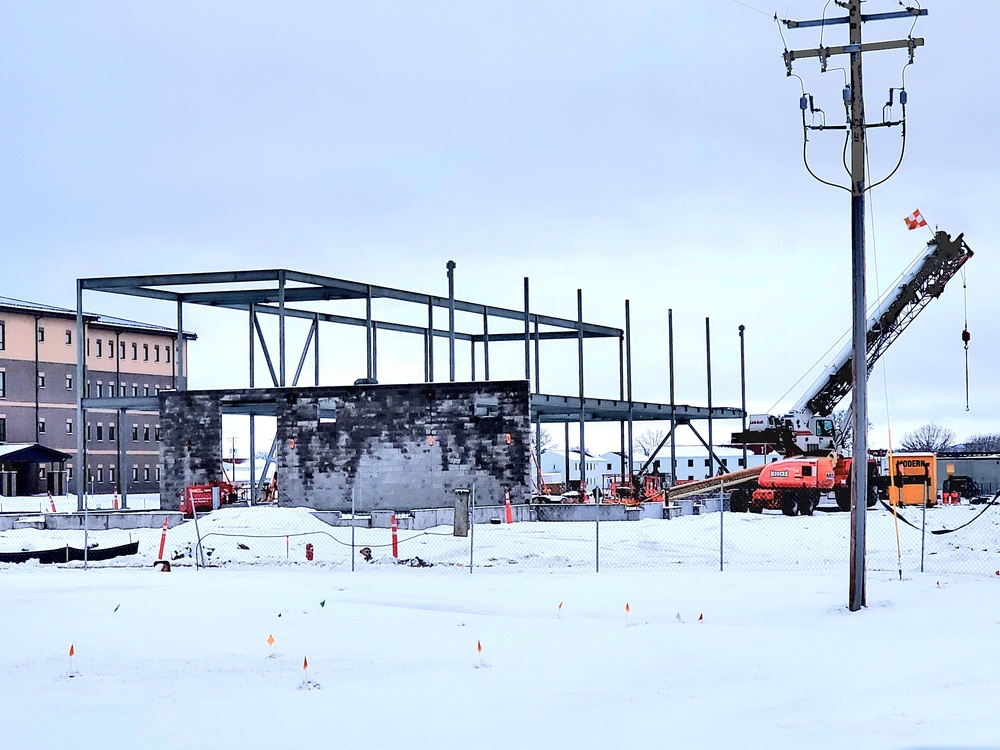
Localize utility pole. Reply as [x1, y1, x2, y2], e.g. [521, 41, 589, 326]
[780, 1, 927, 612]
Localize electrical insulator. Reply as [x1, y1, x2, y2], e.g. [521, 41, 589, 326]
[800, 95, 809, 110]
[842, 86, 851, 102]
[900, 90, 908, 105]
[962, 328, 971, 346]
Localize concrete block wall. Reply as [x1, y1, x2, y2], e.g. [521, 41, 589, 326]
[159, 392, 223, 510]
[160, 381, 531, 513]
[277, 381, 531, 512]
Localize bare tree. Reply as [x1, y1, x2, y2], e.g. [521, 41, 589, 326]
[634, 428, 666, 457]
[898, 423, 956, 453]
[531, 428, 555, 455]
[961, 433, 1000, 453]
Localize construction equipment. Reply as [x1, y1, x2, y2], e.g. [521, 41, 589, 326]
[179, 481, 240, 518]
[679, 231, 973, 515]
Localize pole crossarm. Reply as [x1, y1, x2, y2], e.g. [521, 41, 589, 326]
[783, 9, 927, 28]
[784, 37, 923, 67]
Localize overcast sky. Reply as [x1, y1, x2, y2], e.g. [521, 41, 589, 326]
[2, 1, 996, 453]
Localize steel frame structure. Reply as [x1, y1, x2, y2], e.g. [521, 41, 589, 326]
[75, 267, 742, 509]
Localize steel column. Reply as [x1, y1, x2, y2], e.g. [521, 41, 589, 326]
[668, 309, 677, 487]
[447, 261, 456, 382]
[706, 317, 714, 479]
[366, 286, 373, 381]
[626, 300, 634, 482]
[482, 310, 490, 381]
[249, 304, 256, 505]
[523, 278, 531, 381]
[278, 270, 286, 387]
[313, 314, 320, 386]
[427, 301, 434, 383]
[75, 281, 86, 511]
[739, 324, 748, 471]
[176, 298, 185, 391]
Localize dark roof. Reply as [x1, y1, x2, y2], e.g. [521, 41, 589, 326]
[0, 296, 196, 339]
[0, 443, 71, 463]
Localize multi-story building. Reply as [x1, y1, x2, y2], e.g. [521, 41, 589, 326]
[0, 296, 195, 497]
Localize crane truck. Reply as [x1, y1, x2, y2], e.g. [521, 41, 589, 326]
[670, 230, 973, 516]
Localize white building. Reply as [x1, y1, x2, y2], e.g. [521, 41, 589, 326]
[539, 447, 782, 488]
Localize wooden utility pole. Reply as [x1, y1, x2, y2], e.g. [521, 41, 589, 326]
[780, 1, 927, 611]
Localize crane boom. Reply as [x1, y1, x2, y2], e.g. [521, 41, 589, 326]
[795, 230, 972, 417]
[733, 230, 973, 456]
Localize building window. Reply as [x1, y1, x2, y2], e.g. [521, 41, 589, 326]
[738, 459, 746, 468]
[143, 344, 149, 361]
[722, 458, 729, 466]
[67, 464, 73, 480]
[165, 346, 171, 363]
[143, 466, 150, 482]
[86, 338, 90, 356]
[154, 385, 160, 395]
[86, 382, 91, 398]
[132, 466, 139, 482]
[66, 374, 73, 390]
[131, 384, 138, 397]
[704, 459, 710, 467]
[154, 425, 161, 441]
[37, 326, 44, 342]
[0, 371, 5, 398]
[38, 467, 46, 480]
[38, 418, 46, 434]
[96, 339, 102, 357]
[687, 459, 694, 467]
[107, 339, 113, 358]
[96, 382, 103, 398]
[66, 329, 72, 345]
[143, 425, 150, 442]
[119, 341, 125, 359]
[119, 383, 126, 397]
[96, 424, 103, 441]
[37, 372, 45, 388]
[155, 466, 161, 481]
[0, 321, 5, 350]
[0, 417, 6, 441]
[86, 423, 91, 440]
[154, 345, 160, 362]
[132, 424, 139, 441]
[143, 385, 149, 397]
[97, 467, 104, 483]
[108, 425, 115, 441]
[66, 419, 73, 434]
[109, 467, 116, 483]
[131, 342, 138, 360]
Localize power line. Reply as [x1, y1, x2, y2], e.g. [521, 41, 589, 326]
[727, 0, 772, 17]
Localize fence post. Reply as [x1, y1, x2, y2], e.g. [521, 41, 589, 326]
[351, 485, 356, 573]
[719, 480, 725, 572]
[920, 466, 928, 573]
[469, 483, 475, 574]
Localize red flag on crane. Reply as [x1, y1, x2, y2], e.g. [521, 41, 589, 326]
[904, 209, 927, 230]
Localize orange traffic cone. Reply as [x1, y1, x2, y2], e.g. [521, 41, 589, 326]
[504, 489, 514, 524]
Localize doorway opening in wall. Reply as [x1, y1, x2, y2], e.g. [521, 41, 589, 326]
[221, 414, 276, 505]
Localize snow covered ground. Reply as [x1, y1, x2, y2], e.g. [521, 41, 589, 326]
[2, 506, 999, 749]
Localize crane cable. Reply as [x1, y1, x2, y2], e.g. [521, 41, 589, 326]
[961, 266, 971, 411]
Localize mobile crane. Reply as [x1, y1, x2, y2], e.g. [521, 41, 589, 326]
[672, 230, 973, 515]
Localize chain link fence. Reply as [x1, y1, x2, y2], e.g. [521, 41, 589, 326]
[1, 490, 998, 577]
